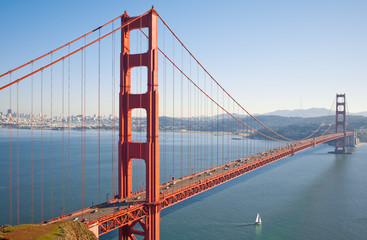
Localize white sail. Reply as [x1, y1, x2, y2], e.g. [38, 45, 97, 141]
[255, 213, 262, 224]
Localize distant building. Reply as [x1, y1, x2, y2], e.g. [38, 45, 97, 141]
[7, 109, 12, 115]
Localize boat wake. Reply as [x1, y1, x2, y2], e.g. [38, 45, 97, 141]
[230, 223, 256, 227]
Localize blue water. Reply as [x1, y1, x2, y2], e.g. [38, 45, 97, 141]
[0, 128, 278, 225]
[1, 128, 366, 239]
[157, 144, 367, 240]
[102, 143, 367, 239]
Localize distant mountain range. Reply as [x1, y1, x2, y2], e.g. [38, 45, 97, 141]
[262, 108, 367, 118]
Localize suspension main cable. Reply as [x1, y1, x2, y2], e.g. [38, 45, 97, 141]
[259, 96, 337, 142]
[0, 12, 130, 79]
[137, 28, 289, 142]
[298, 97, 336, 140]
[153, 18, 336, 143]
[319, 122, 334, 137]
[0, 9, 151, 91]
[346, 101, 350, 132]
[154, 41, 288, 142]
[156, 14, 297, 142]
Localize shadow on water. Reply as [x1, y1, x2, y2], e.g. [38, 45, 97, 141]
[263, 145, 354, 239]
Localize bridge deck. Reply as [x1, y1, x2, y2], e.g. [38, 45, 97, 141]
[43, 132, 351, 236]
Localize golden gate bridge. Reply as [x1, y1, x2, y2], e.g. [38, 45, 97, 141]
[0, 7, 356, 239]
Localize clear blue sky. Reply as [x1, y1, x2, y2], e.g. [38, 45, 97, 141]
[1, 0, 366, 114]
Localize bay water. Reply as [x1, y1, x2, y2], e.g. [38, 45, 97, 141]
[0, 128, 366, 239]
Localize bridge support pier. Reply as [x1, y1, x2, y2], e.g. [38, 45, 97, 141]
[118, 7, 160, 240]
[89, 223, 99, 238]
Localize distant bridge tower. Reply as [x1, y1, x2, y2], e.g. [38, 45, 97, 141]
[118, 8, 160, 240]
[335, 94, 347, 153]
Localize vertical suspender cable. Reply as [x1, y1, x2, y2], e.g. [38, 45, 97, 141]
[203, 73, 206, 171]
[197, 65, 200, 171]
[62, 59, 65, 216]
[9, 74, 12, 225]
[246, 116, 249, 157]
[98, 29, 101, 210]
[67, 46, 71, 213]
[135, 32, 138, 192]
[239, 105, 242, 159]
[254, 118, 256, 154]
[227, 99, 230, 163]
[210, 74, 213, 169]
[198, 67, 201, 171]
[252, 118, 254, 155]
[112, 22, 116, 197]
[136, 27, 139, 192]
[84, 37, 87, 208]
[193, 60, 196, 173]
[172, 35, 175, 181]
[180, 45, 183, 179]
[249, 118, 251, 156]
[135, 30, 139, 192]
[216, 84, 218, 167]
[41, 70, 44, 222]
[228, 99, 231, 162]
[80, 49, 84, 215]
[31, 63, 34, 223]
[193, 66, 196, 173]
[50, 54, 53, 218]
[222, 92, 225, 164]
[230, 100, 232, 161]
[188, 57, 191, 176]
[162, 26, 166, 183]
[196, 65, 199, 172]
[16, 82, 19, 224]
[250, 118, 252, 155]
[163, 27, 166, 183]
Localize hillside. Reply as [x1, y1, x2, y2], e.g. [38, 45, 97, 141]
[158, 114, 367, 142]
[251, 115, 367, 142]
[0, 221, 96, 240]
[262, 108, 367, 117]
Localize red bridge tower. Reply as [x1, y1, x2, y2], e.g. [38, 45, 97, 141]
[118, 8, 160, 239]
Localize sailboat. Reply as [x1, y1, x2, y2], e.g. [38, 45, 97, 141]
[255, 213, 262, 225]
